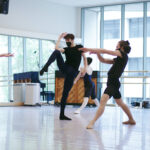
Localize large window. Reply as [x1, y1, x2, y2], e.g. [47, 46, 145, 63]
[82, 2, 150, 106]
[124, 3, 143, 103]
[0, 35, 8, 101]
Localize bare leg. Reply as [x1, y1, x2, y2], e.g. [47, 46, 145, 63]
[87, 94, 110, 129]
[115, 98, 136, 125]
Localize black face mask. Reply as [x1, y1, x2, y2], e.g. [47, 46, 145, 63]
[66, 42, 71, 47]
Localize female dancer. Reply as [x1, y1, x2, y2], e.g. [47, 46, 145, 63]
[80, 40, 136, 129]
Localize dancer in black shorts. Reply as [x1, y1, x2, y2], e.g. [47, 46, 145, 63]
[80, 40, 136, 129]
[74, 57, 99, 114]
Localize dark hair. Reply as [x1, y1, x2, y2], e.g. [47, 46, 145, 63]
[119, 40, 131, 54]
[64, 34, 75, 40]
[87, 57, 92, 65]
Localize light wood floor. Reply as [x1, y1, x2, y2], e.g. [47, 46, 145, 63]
[0, 105, 149, 150]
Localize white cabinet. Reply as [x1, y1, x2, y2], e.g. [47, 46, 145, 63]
[13, 83, 40, 105]
[13, 83, 25, 102]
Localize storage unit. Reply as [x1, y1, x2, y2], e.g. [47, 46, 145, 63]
[13, 83, 25, 103]
[24, 83, 40, 105]
[55, 71, 101, 105]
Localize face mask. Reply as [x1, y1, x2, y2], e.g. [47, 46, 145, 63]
[66, 42, 71, 47]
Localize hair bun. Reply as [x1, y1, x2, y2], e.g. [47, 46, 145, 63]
[126, 40, 130, 45]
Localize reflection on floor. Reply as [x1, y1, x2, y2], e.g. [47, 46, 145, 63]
[0, 105, 150, 150]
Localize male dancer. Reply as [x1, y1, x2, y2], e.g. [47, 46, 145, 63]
[40, 33, 87, 120]
[80, 40, 136, 129]
[74, 57, 99, 114]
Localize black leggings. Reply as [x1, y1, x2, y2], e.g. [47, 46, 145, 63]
[84, 81, 96, 99]
[43, 50, 78, 115]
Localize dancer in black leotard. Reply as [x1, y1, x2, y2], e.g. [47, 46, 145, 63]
[80, 40, 136, 129]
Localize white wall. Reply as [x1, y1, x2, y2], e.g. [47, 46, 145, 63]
[0, 0, 81, 40]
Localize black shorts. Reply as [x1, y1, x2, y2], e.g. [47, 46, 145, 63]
[84, 81, 96, 99]
[104, 78, 121, 99]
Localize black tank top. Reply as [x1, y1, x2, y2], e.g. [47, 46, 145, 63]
[108, 50, 128, 78]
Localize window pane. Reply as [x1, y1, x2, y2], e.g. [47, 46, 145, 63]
[11, 36, 23, 74]
[146, 2, 150, 99]
[104, 5, 121, 49]
[83, 7, 101, 70]
[129, 18, 143, 38]
[102, 5, 121, 104]
[41, 40, 55, 94]
[26, 38, 39, 71]
[10, 36, 24, 100]
[124, 3, 143, 103]
[0, 35, 8, 102]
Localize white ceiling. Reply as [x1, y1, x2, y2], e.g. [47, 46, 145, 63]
[45, 0, 148, 7]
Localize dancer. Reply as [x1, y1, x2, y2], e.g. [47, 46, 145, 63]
[80, 40, 136, 129]
[74, 57, 99, 114]
[40, 33, 87, 120]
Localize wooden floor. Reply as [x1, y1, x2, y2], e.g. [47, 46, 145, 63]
[0, 105, 150, 150]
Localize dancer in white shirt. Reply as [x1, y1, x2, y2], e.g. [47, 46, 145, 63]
[74, 57, 99, 114]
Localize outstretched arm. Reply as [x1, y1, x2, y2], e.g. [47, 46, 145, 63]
[97, 53, 114, 64]
[0, 53, 14, 57]
[79, 48, 122, 57]
[55, 33, 67, 52]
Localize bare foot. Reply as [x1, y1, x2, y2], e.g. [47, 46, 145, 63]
[86, 120, 94, 129]
[122, 120, 136, 125]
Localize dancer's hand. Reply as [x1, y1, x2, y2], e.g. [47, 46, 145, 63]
[7, 53, 14, 57]
[90, 51, 97, 55]
[59, 32, 67, 39]
[74, 74, 80, 84]
[74, 67, 85, 84]
[0, 53, 14, 57]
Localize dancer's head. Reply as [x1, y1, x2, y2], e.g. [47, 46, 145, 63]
[87, 57, 93, 65]
[64, 33, 75, 47]
[116, 40, 131, 54]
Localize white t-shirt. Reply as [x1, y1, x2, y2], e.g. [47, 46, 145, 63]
[86, 66, 93, 75]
